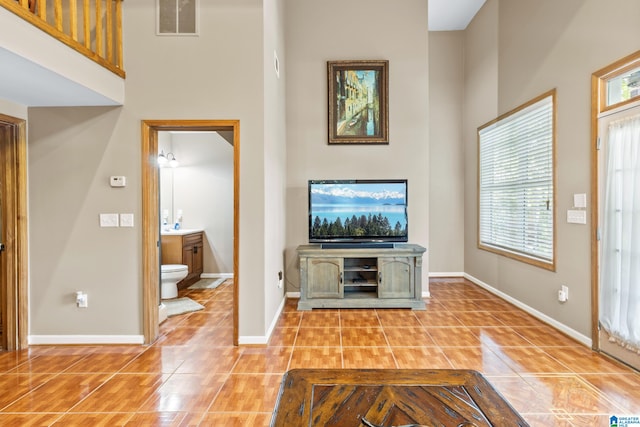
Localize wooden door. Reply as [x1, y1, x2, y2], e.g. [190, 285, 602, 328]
[0, 115, 28, 350]
[0, 124, 5, 348]
[192, 241, 203, 275]
[182, 244, 194, 275]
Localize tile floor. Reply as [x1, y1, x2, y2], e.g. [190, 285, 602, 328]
[0, 278, 638, 426]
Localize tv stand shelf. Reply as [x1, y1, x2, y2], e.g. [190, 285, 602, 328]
[297, 244, 426, 310]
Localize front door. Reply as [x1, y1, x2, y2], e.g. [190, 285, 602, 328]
[592, 51, 640, 371]
[597, 106, 640, 371]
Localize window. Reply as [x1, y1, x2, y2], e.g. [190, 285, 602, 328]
[606, 65, 640, 107]
[157, 0, 198, 35]
[478, 90, 556, 270]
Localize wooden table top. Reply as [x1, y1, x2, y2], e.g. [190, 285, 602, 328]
[270, 369, 529, 427]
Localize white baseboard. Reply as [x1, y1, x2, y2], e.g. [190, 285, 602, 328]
[464, 273, 592, 347]
[237, 336, 268, 345]
[238, 294, 287, 345]
[29, 335, 145, 345]
[429, 272, 465, 277]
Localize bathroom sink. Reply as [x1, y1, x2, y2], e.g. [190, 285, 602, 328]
[161, 228, 203, 236]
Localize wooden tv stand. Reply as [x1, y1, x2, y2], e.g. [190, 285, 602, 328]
[297, 243, 426, 310]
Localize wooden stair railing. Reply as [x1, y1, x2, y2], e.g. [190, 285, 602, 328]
[15, 0, 36, 13]
[2, 0, 125, 78]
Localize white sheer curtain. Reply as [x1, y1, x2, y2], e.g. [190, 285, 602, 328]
[600, 114, 640, 353]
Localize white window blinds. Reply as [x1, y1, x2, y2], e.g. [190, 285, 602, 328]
[478, 92, 555, 268]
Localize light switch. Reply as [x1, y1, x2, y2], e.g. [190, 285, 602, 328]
[99, 213, 119, 227]
[567, 210, 587, 224]
[120, 213, 134, 227]
[573, 193, 587, 208]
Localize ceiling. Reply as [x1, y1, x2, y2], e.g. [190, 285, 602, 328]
[428, 0, 486, 31]
[0, 47, 119, 107]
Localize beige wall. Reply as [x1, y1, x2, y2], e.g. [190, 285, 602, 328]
[28, 106, 133, 336]
[17, 0, 639, 344]
[463, 0, 640, 339]
[27, 0, 279, 340]
[0, 98, 27, 120]
[284, 0, 430, 292]
[462, 0, 499, 286]
[428, 32, 465, 274]
[262, 0, 288, 335]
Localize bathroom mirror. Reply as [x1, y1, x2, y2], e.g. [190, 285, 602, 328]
[160, 167, 175, 226]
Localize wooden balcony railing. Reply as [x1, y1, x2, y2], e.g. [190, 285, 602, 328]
[1, 0, 124, 78]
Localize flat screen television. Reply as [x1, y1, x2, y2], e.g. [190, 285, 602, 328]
[308, 179, 408, 246]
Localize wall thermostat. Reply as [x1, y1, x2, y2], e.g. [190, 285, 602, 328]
[110, 176, 127, 187]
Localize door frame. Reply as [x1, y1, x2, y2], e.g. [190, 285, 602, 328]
[590, 50, 640, 349]
[141, 119, 239, 345]
[0, 114, 28, 351]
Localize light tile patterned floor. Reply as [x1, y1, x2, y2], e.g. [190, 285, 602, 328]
[0, 278, 637, 426]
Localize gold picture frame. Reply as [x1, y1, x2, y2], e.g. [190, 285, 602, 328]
[328, 60, 389, 145]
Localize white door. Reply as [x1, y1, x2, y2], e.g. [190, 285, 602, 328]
[598, 104, 640, 370]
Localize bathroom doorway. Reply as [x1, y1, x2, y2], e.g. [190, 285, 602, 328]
[141, 120, 239, 345]
[158, 130, 234, 297]
[0, 114, 28, 351]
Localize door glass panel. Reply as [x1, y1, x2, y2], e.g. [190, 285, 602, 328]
[598, 109, 640, 370]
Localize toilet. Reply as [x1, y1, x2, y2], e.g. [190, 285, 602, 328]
[161, 264, 188, 299]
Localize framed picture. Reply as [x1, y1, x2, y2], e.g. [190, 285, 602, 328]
[328, 60, 389, 145]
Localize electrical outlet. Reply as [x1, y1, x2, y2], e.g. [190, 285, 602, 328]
[558, 285, 569, 303]
[76, 291, 88, 308]
[278, 271, 283, 289]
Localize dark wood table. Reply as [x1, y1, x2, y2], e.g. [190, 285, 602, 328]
[270, 369, 529, 427]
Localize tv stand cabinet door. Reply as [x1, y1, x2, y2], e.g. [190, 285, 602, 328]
[306, 257, 343, 299]
[378, 257, 414, 298]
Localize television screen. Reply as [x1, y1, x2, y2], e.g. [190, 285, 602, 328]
[308, 179, 408, 244]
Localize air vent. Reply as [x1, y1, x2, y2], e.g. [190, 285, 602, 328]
[157, 0, 198, 35]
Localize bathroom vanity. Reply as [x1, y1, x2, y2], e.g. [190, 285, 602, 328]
[161, 229, 204, 288]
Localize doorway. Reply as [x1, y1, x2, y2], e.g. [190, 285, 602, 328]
[141, 120, 239, 345]
[0, 114, 28, 351]
[592, 51, 640, 371]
